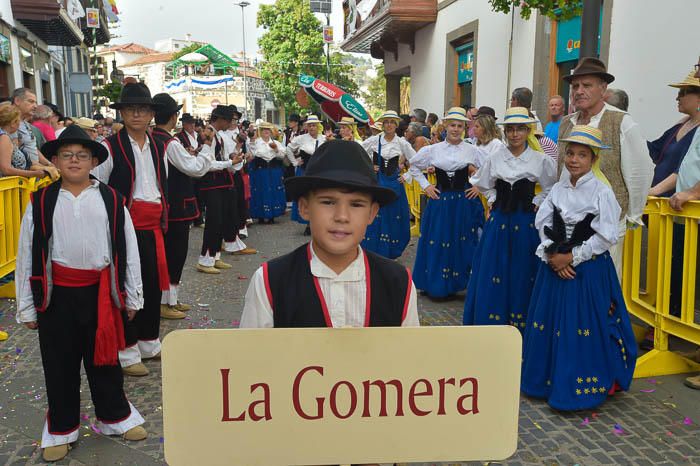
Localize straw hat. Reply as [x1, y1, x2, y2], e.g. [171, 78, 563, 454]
[370, 120, 383, 131]
[497, 107, 538, 125]
[304, 114, 321, 125]
[560, 125, 610, 150]
[668, 70, 700, 89]
[257, 121, 275, 130]
[338, 116, 357, 126]
[74, 117, 97, 130]
[443, 106, 469, 122]
[377, 110, 400, 122]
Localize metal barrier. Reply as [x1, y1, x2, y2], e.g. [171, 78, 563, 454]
[622, 198, 700, 377]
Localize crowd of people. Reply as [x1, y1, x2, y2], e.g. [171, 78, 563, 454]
[3, 54, 700, 461]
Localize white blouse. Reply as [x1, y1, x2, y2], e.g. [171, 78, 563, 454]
[285, 133, 326, 166]
[475, 138, 506, 166]
[469, 145, 557, 207]
[409, 140, 481, 189]
[535, 171, 621, 266]
[250, 137, 286, 162]
[361, 133, 416, 161]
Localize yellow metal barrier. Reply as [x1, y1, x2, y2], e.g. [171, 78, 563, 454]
[622, 198, 700, 378]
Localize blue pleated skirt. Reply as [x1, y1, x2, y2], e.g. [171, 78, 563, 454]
[361, 171, 410, 259]
[413, 191, 484, 297]
[521, 252, 637, 411]
[249, 165, 286, 219]
[290, 166, 308, 224]
[462, 208, 540, 331]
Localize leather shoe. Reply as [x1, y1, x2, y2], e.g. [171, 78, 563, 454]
[123, 425, 148, 441]
[214, 259, 232, 269]
[196, 264, 221, 274]
[122, 362, 149, 377]
[160, 305, 186, 320]
[43, 444, 69, 462]
[173, 302, 192, 312]
[679, 348, 700, 364]
[143, 351, 160, 360]
[232, 247, 257, 255]
[684, 374, 700, 390]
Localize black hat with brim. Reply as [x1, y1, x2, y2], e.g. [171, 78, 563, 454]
[284, 140, 397, 206]
[41, 124, 109, 163]
[211, 105, 234, 120]
[180, 112, 195, 123]
[109, 83, 163, 110]
[228, 105, 242, 119]
[153, 93, 183, 117]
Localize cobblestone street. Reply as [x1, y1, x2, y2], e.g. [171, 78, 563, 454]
[0, 214, 699, 465]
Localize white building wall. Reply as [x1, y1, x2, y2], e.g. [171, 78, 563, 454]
[606, 0, 700, 139]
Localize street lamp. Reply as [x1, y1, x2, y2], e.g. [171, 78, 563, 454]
[234, 1, 250, 120]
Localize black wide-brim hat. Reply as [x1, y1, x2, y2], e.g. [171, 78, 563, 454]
[563, 57, 615, 84]
[110, 83, 163, 110]
[284, 140, 397, 206]
[153, 93, 183, 116]
[180, 112, 195, 123]
[41, 124, 109, 163]
[228, 105, 242, 119]
[211, 105, 234, 120]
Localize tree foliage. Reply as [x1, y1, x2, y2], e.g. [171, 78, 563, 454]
[171, 43, 202, 61]
[257, 0, 358, 114]
[96, 81, 122, 103]
[489, 0, 582, 20]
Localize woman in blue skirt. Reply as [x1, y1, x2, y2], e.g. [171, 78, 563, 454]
[248, 122, 287, 223]
[409, 107, 484, 298]
[463, 107, 557, 331]
[361, 110, 416, 259]
[521, 125, 637, 411]
[285, 115, 326, 233]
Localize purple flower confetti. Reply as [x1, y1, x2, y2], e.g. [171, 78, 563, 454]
[683, 417, 693, 425]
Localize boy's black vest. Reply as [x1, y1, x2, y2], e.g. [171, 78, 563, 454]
[104, 129, 168, 226]
[152, 127, 199, 222]
[175, 129, 196, 151]
[264, 244, 411, 327]
[30, 181, 128, 312]
[199, 129, 234, 191]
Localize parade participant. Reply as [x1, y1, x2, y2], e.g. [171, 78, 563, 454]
[409, 107, 484, 298]
[361, 110, 416, 259]
[16, 125, 147, 462]
[369, 120, 382, 136]
[240, 140, 419, 328]
[473, 114, 504, 164]
[151, 94, 213, 319]
[463, 107, 557, 331]
[337, 116, 362, 142]
[196, 105, 236, 273]
[176, 113, 200, 154]
[286, 114, 326, 233]
[248, 121, 287, 223]
[91, 83, 170, 375]
[521, 125, 637, 410]
[558, 57, 653, 276]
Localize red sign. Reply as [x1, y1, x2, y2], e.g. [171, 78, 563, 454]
[312, 80, 343, 102]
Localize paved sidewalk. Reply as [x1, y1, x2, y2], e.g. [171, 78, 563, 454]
[0, 214, 698, 465]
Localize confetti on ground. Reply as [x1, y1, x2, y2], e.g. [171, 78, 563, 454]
[231, 320, 240, 327]
[591, 412, 599, 419]
[647, 379, 657, 384]
[81, 413, 89, 420]
[159, 437, 164, 443]
[533, 421, 543, 430]
[683, 417, 693, 425]
[90, 424, 102, 434]
[640, 389, 656, 393]
[613, 423, 626, 436]
[14, 348, 22, 355]
[237, 275, 248, 280]
[663, 402, 677, 409]
[580, 417, 590, 426]
[666, 431, 674, 436]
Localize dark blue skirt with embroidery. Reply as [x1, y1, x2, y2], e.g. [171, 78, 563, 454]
[413, 191, 484, 297]
[361, 171, 410, 259]
[290, 165, 308, 224]
[462, 208, 540, 331]
[249, 164, 286, 219]
[521, 252, 637, 411]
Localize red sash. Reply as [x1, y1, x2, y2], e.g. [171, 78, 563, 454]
[52, 262, 125, 366]
[129, 201, 170, 291]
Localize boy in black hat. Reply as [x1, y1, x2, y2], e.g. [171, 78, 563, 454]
[16, 125, 147, 462]
[240, 140, 419, 328]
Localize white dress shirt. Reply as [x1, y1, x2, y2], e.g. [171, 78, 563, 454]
[15, 181, 144, 323]
[218, 129, 244, 171]
[285, 133, 326, 166]
[470, 145, 557, 207]
[92, 134, 161, 203]
[184, 130, 198, 149]
[198, 130, 234, 172]
[239, 243, 420, 328]
[535, 171, 621, 266]
[409, 140, 481, 189]
[475, 138, 506, 167]
[250, 137, 286, 162]
[568, 103, 654, 227]
[362, 133, 416, 162]
[164, 136, 211, 178]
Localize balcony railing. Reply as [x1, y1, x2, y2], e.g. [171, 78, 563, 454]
[11, 0, 84, 46]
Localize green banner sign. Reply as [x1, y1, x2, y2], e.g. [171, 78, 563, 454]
[298, 74, 316, 87]
[339, 94, 369, 123]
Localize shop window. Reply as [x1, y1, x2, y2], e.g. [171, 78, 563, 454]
[456, 43, 474, 108]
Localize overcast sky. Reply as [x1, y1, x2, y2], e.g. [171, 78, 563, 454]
[113, 0, 347, 56]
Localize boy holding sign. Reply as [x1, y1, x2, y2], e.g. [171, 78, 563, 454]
[240, 140, 419, 328]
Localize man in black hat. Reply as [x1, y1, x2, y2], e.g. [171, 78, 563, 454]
[176, 113, 199, 154]
[151, 93, 214, 319]
[92, 82, 170, 376]
[16, 125, 147, 462]
[557, 57, 653, 277]
[239, 140, 419, 329]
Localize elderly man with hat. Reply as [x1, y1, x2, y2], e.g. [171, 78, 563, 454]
[91, 83, 172, 376]
[74, 117, 99, 140]
[558, 57, 653, 276]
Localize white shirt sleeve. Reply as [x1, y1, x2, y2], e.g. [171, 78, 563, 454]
[199, 143, 233, 172]
[401, 281, 420, 327]
[361, 135, 378, 157]
[534, 190, 555, 262]
[285, 136, 301, 165]
[239, 267, 274, 328]
[533, 155, 558, 207]
[571, 188, 622, 266]
[91, 141, 114, 182]
[619, 115, 654, 227]
[408, 144, 434, 190]
[273, 140, 286, 159]
[123, 206, 144, 310]
[469, 155, 496, 205]
[400, 137, 417, 161]
[166, 140, 211, 178]
[15, 204, 36, 323]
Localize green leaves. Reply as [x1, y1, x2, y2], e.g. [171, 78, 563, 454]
[488, 0, 582, 21]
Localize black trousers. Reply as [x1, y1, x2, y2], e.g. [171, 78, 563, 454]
[166, 220, 190, 284]
[193, 183, 205, 226]
[200, 188, 225, 257]
[233, 171, 249, 226]
[125, 230, 161, 345]
[38, 285, 131, 434]
[222, 186, 240, 243]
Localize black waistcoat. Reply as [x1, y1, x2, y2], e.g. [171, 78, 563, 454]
[544, 209, 596, 254]
[199, 131, 234, 191]
[493, 178, 536, 213]
[372, 153, 399, 176]
[152, 128, 199, 222]
[30, 181, 127, 312]
[265, 244, 411, 328]
[435, 167, 471, 191]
